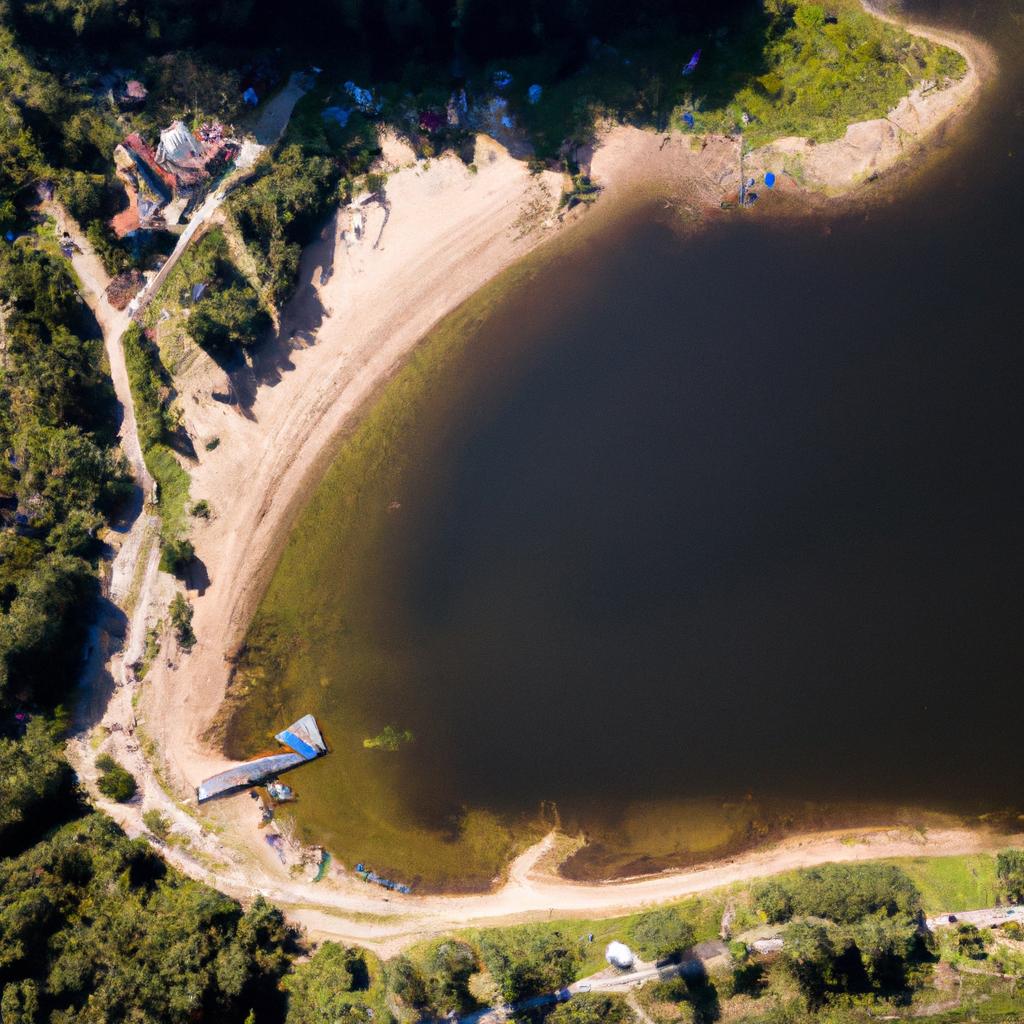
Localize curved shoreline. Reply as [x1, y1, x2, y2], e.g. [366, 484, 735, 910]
[72, 5, 1003, 939]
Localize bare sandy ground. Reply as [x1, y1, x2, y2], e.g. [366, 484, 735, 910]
[61, 6, 1005, 948]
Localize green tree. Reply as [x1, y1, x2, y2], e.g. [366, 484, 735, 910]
[169, 592, 195, 649]
[478, 926, 581, 1004]
[96, 753, 137, 801]
[283, 942, 368, 1024]
[0, 979, 40, 1024]
[189, 285, 270, 350]
[547, 992, 635, 1024]
[783, 922, 835, 1003]
[386, 954, 427, 1008]
[424, 940, 477, 1014]
[0, 815, 291, 1022]
[631, 907, 697, 962]
[0, 718, 67, 835]
[996, 849, 1024, 904]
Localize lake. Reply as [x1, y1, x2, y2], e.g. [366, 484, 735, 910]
[224, 0, 1024, 889]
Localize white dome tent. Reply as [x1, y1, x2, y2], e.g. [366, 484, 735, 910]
[605, 941, 635, 970]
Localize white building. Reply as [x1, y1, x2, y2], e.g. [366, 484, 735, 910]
[605, 941, 635, 969]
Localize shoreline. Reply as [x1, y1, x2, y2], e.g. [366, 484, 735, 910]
[76, 5, 999, 926]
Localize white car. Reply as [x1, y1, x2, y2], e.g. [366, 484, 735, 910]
[576, 983, 591, 993]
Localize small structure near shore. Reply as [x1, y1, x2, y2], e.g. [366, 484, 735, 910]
[196, 714, 327, 802]
[606, 941, 635, 970]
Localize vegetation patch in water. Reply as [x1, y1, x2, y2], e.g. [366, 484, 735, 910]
[363, 725, 414, 752]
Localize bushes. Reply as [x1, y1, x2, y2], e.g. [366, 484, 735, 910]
[122, 323, 173, 451]
[142, 809, 171, 840]
[631, 907, 697, 962]
[548, 992, 636, 1023]
[190, 285, 271, 350]
[95, 753, 137, 802]
[169, 593, 195, 650]
[754, 863, 921, 925]
[229, 144, 339, 305]
[0, 717, 68, 836]
[0, 815, 292, 1023]
[478, 926, 581, 1003]
[282, 942, 370, 1024]
[122, 322, 194, 558]
[997, 850, 1024, 904]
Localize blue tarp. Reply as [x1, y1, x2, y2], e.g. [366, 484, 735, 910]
[682, 49, 702, 76]
[765, 172, 776, 188]
[277, 730, 318, 761]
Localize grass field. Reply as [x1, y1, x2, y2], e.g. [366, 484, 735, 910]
[890, 853, 1000, 914]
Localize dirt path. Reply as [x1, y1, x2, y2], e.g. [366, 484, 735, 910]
[63, 12, 1005, 955]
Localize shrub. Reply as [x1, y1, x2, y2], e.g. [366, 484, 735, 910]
[142, 809, 171, 840]
[996, 849, 1024, 904]
[160, 538, 194, 576]
[631, 907, 697, 962]
[169, 593, 195, 650]
[96, 755, 137, 802]
[189, 285, 270, 350]
[754, 864, 920, 925]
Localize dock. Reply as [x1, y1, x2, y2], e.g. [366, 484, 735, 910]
[197, 714, 327, 802]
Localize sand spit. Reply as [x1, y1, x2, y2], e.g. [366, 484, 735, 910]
[64, 6, 998, 944]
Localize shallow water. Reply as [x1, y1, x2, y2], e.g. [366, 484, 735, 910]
[227, 0, 1024, 887]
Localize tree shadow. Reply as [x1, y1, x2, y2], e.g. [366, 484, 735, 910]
[220, 215, 336, 414]
[74, 594, 128, 734]
[185, 555, 211, 596]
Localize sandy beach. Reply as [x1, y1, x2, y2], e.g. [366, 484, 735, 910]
[60, 2, 999, 946]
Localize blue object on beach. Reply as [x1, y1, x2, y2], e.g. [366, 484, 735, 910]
[682, 112, 695, 129]
[765, 171, 776, 189]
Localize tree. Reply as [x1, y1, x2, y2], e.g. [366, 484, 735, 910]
[1, 979, 40, 1024]
[169, 592, 195, 649]
[631, 907, 697, 962]
[956, 923, 986, 959]
[547, 993, 635, 1024]
[0, 717, 68, 835]
[189, 285, 270, 350]
[386, 954, 427, 1008]
[754, 879, 795, 923]
[0, 815, 292, 1023]
[96, 753, 137, 801]
[478, 927, 581, 1004]
[424, 940, 477, 1014]
[783, 922, 836, 1004]
[161, 539, 195, 577]
[851, 914, 916, 993]
[283, 942, 368, 1024]
[996, 849, 1024, 904]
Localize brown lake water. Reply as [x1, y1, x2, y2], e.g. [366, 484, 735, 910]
[225, 0, 1024, 889]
